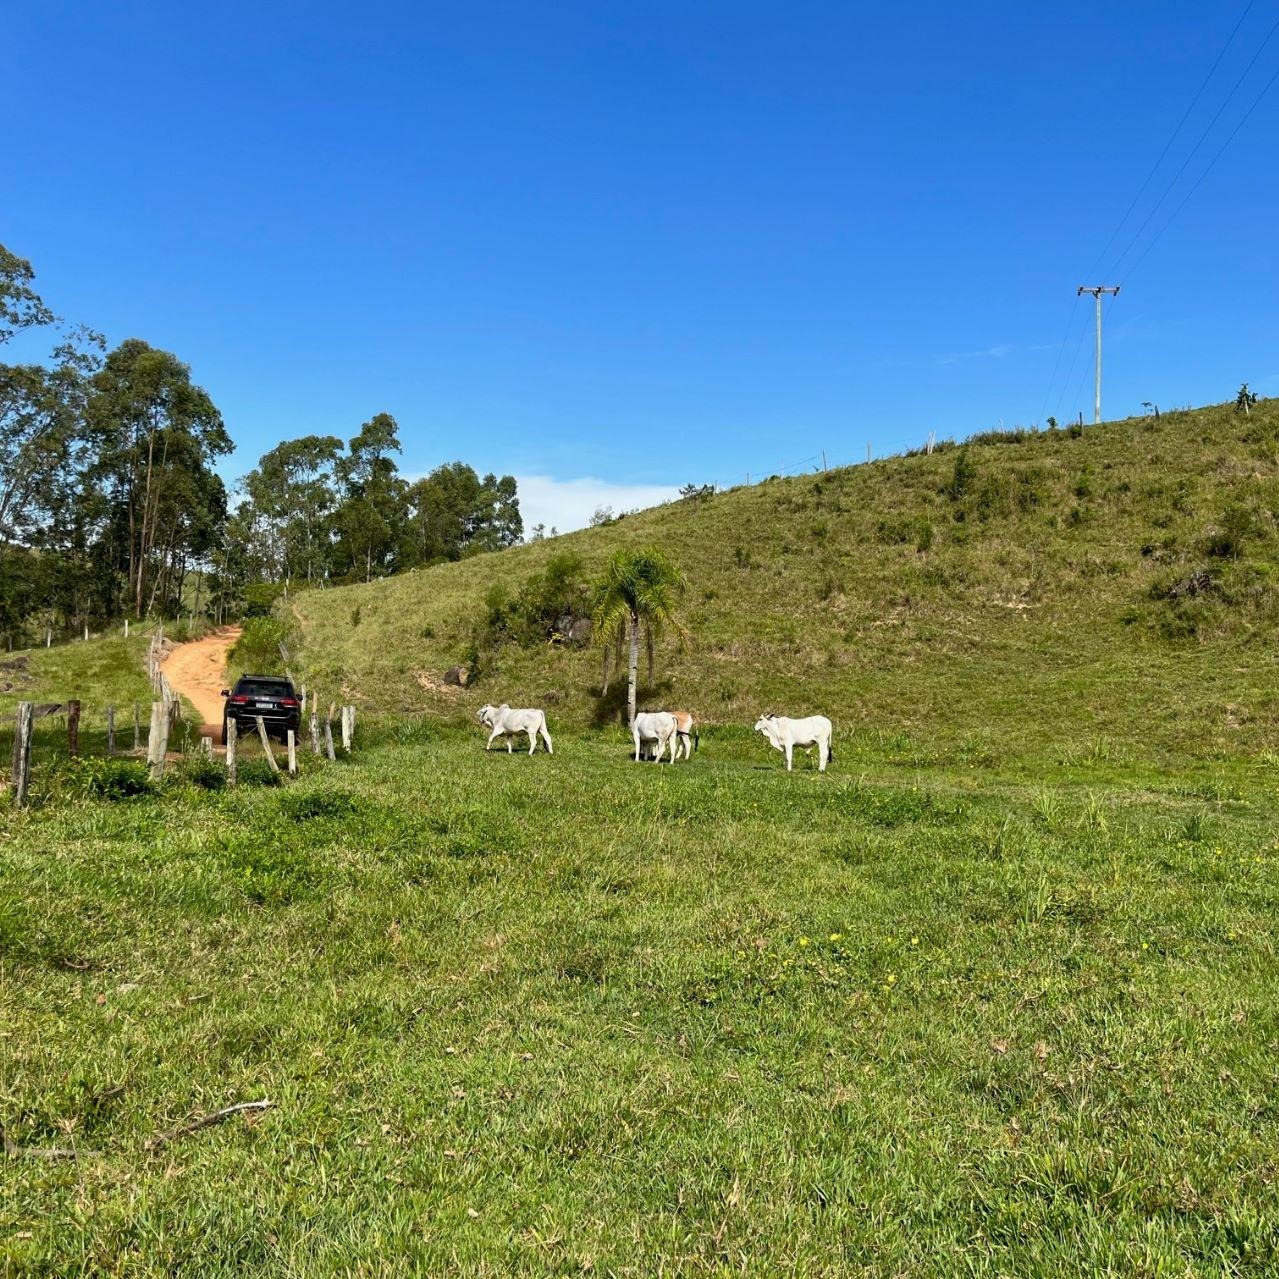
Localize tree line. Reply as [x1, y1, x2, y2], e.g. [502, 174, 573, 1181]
[1, 244, 521, 642]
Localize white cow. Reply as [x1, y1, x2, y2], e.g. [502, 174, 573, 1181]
[477, 704, 554, 755]
[631, 711, 679, 763]
[754, 713, 833, 772]
[671, 710, 698, 760]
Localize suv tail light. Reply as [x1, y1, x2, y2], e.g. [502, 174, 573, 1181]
[280, 697, 299, 708]
[229, 695, 249, 705]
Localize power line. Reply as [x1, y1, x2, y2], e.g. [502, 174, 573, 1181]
[1123, 58, 1279, 283]
[1082, 0, 1258, 282]
[1040, 299, 1082, 419]
[1105, 9, 1279, 279]
[1053, 310, 1093, 421]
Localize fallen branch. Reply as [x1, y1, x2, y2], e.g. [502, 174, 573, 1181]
[1, 1123, 94, 1161]
[146, 1099, 273, 1150]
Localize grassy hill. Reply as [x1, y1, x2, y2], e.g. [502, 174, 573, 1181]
[290, 398, 1279, 766]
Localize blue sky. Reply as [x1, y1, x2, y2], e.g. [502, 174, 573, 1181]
[9, 1, 1279, 529]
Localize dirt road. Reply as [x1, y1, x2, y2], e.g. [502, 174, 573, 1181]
[160, 626, 241, 734]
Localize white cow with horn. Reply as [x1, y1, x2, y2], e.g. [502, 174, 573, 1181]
[754, 713, 833, 772]
[477, 704, 554, 755]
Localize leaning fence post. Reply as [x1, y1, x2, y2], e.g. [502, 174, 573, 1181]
[11, 702, 34, 807]
[106, 704, 115, 756]
[226, 719, 237, 786]
[287, 729, 297, 776]
[255, 716, 281, 775]
[67, 699, 81, 757]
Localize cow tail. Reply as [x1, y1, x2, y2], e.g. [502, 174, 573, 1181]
[693, 729, 700, 753]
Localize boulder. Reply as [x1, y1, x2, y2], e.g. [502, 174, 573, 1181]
[442, 665, 470, 687]
[568, 617, 593, 644]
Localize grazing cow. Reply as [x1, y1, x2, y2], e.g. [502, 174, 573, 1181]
[754, 713, 833, 772]
[670, 710, 699, 760]
[477, 703, 554, 755]
[631, 711, 679, 763]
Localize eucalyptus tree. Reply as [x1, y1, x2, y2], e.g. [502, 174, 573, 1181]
[83, 339, 231, 617]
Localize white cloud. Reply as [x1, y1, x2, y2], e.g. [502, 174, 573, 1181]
[938, 343, 1012, 366]
[515, 475, 682, 535]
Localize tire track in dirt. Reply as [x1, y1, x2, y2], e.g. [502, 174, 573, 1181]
[160, 627, 242, 738]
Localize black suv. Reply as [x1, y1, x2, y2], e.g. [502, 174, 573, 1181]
[221, 675, 301, 742]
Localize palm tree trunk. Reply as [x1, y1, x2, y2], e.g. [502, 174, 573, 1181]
[627, 610, 639, 724]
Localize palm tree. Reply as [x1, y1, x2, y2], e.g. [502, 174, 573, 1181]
[592, 546, 686, 724]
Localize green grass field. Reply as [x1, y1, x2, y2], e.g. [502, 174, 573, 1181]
[5, 722, 1279, 1276]
[6, 403, 1279, 1274]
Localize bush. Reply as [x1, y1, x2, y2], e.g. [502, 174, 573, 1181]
[64, 757, 153, 800]
[236, 757, 282, 787]
[877, 513, 933, 550]
[943, 448, 978, 503]
[474, 553, 589, 651]
[242, 582, 285, 619]
[178, 754, 228, 791]
[1204, 503, 1257, 560]
[230, 617, 293, 675]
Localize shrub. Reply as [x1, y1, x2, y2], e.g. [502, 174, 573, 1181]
[679, 483, 715, 500]
[64, 757, 153, 800]
[877, 513, 933, 550]
[475, 553, 589, 651]
[242, 582, 285, 619]
[1204, 503, 1257, 560]
[229, 617, 293, 675]
[236, 758, 282, 787]
[943, 448, 977, 503]
[178, 754, 228, 791]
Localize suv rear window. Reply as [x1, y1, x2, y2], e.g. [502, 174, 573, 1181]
[236, 679, 293, 698]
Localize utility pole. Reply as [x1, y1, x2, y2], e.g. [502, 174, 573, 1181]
[1076, 285, 1120, 425]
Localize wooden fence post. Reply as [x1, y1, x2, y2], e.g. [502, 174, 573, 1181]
[340, 706, 351, 752]
[146, 702, 162, 766]
[149, 701, 170, 780]
[124, 618, 129, 638]
[67, 700, 81, 757]
[287, 729, 297, 776]
[200, 735, 213, 757]
[255, 716, 281, 775]
[11, 702, 33, 807]
[226, 719, 237, 786]
[133, 703, 141, 752]
[324, 713, 336, 763]
[309, 710, 320, 755]
[106, 704, 115, 756]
